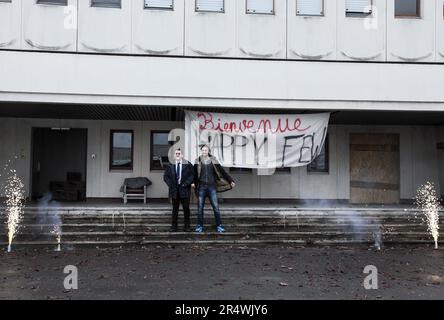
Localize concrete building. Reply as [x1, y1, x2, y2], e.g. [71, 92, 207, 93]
[1, 0, 444, 204]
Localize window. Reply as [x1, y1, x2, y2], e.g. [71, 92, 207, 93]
[37, 0, 67, 5]
[307, 136, 329, 173]
[151, 131, 173, 171]
[91, 0, 121, 8]
[297, 0, 323, 16]
[395, 0, 420, 18]
[110, 130, 134, 171]
[275, 167, 291, 173]
[195, 0, 224, 13]
[144, 0, 173, 10]
[345, 0, 372, 16]
[246, 0, 274, 15]
[230, 167, 253, 174]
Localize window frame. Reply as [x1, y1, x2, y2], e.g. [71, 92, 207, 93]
[394, 0, 421, 19]
[345, 0, 373, 17]
[144, 0, 174, 10]
[195, 0, 225, 13]
[296, 0, 324, 17]
[275, 167, 291, 174]
[91, 0, 122, 9]
[150, 130, 174, 171]
[36, 0, 68, 5]
[109, 129, 134, 172]
[307, 135, 329, 174]
[230, 167, 253, 174]
[246, 0, 275, 15]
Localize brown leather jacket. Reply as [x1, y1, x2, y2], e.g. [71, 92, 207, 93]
[193, 156, 234, 193]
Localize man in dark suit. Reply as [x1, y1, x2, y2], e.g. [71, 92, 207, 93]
[163, 148, 195, 232]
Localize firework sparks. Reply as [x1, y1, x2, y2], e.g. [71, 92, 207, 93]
[2, 169, 25, 253]
[415, 182, 441, 249]
[51, 224, 62, 252]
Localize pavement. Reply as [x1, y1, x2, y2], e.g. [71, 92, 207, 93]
[0, 244, 443, 300]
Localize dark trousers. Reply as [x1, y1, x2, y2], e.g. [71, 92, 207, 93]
[172, 190, 191, 228]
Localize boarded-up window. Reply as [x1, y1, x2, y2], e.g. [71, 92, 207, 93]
[195, 0, 224, 12]
[144, 0, 174, 10]
[246, 0, 274, 14]
[345, 0, 372, 15]
[297, 0, 323, 16]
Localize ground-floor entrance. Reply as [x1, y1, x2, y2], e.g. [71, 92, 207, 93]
[31, 127, 87, 201]
[0, 104, 443, 203]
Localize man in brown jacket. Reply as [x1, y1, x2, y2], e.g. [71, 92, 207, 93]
[192, 145, 235, 233]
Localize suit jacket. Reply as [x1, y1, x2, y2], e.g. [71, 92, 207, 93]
[163, 160, 195, 199]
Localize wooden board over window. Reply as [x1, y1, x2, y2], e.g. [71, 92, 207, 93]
[350, 133, 400, 204]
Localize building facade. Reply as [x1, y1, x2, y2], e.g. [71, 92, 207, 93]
[1, 0, 444, 203]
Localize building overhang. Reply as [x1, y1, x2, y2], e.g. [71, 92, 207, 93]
[1, 102, 444, 126]
[1, 50, 444, 112]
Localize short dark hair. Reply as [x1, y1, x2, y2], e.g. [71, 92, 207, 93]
[200, 144, 210, 151]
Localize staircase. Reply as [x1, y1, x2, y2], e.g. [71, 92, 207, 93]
[0, 205, 442, 247]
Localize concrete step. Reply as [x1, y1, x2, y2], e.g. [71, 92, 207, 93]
[6, 222, 439, 234]
[0, 207, 440, 246]
[5, 230, 437, 244]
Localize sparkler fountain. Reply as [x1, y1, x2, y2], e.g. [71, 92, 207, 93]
[415, 182, 441, 249]
[2, 169, 25, 253]
[51, 225, 62, 252]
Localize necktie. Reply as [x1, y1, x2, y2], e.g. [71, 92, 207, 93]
[176, 163, 180, 184]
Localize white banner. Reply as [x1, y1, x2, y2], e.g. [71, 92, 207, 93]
[185, 111, 330, 169]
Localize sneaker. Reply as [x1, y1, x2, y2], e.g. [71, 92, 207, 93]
[195, 225, 204, 233]
[216, 225, 225, 233]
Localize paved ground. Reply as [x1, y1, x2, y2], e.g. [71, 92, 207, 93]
[0, 244, 443, 300]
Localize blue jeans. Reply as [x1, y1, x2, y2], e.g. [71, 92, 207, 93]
[197, 185, 222, 227]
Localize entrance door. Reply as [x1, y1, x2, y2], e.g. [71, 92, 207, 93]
[350, 133, 400, 204]
[31, 128, 87, 201]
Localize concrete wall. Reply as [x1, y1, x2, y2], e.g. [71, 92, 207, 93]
[287, 0, 337, 60]
[78, 0, 132, 53]
[1, 0, 444, 63]
[0, 117, 440, 201]
[185, 0, 236, 57]
[387, 0, 436, 62]
[22, 0, 77, 52]
[132, 0, 184, 56]
[337, 0, 386, 62]
[0, 0, 21, 50]
[0, 117, 182, 199]
[237, 0, 287, 59]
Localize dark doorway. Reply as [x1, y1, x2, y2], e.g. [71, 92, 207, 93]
[31, 128, 87, 201]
